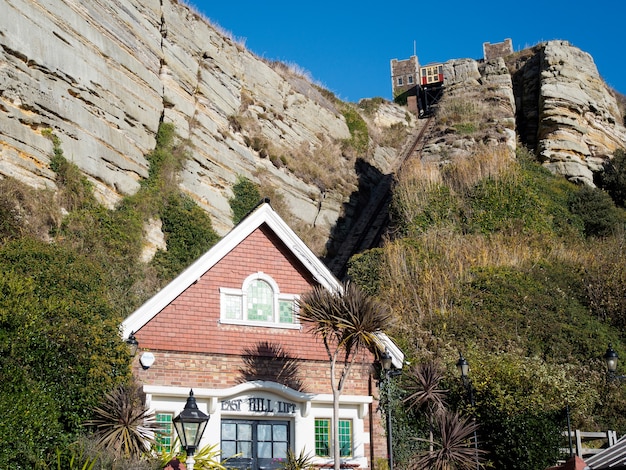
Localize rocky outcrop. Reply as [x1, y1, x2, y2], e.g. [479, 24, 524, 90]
[421, 57, 517, 163]
[424, 41, 625, 186]
[0, 0, 407, 242]
[536, 41, 626, 185]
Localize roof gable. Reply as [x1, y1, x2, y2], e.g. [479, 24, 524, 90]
[122, 202, 340, 338]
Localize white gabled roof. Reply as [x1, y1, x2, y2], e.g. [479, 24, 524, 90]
[121, 202, 341, 339]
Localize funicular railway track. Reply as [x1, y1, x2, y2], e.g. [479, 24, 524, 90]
[326, 116, 435, 279]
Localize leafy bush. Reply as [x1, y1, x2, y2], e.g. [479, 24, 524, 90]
[347, 248, 385, 296]
[152, 193, 219, 279]
[0, 239, 130, 468]
[479, 407, 563, 470]
[568, 185, 623, 237]
[598, 148, 626, 207]
[229, 175, 262, 224]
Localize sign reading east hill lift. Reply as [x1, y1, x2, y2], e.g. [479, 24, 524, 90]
[221, 395, 297, 415]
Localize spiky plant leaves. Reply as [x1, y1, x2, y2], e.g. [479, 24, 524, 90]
[298, 280, 392, 470]
[188, 442, 228, 470]
[279, 448, 315, 470]
[86, 382, 160, 460]
[403, 361, 448, 413]
[409, 411, 485, 470]
[298, 280, 393, 359]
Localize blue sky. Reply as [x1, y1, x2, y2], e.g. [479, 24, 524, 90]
[190, 0, 626, 103]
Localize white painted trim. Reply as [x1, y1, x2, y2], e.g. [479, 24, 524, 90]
[144, 380, 315, 403]
[375, 332, 405, 369]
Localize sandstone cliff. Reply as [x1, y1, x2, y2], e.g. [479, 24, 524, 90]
[2, 0, 625, 265]
[421, 41, 625, 186]
[0, 0, 412, 251]
[512, 40, 626, 185]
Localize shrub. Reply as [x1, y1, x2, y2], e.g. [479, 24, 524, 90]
[229, 175, 262, 224]
[568, 185, 623, 237]
[340, 105, 369, 156]
[0, 239, 130, 468]
[598, 148, 626, 207]
[43, 129, 97, 212]
[347, 248, 385, 296]
[152, 193, 219, 279]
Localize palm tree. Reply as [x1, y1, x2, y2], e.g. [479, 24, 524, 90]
[85, 381, 160, 461]
[298, 281, 392, 470]
[403, 361, 448, 452]
[409, 411, 485, 470]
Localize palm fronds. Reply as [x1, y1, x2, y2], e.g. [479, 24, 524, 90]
[409, 411, 486, 470]
[403, 361, 448, 412]
[298, 280, 392, 357]
[85, 382, 160, 460]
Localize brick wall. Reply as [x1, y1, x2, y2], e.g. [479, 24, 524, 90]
[136, 225, 333, 362]
[132, 350, 374, 396]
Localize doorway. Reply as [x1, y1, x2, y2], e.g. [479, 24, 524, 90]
[221, 419, 290, 470]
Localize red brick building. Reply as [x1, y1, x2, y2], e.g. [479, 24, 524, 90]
[122, 202, 402, 470]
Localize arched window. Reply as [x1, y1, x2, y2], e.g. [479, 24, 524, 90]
[220, 272, 299, 328]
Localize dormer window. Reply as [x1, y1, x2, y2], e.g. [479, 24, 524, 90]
[220, 272, 299, 328]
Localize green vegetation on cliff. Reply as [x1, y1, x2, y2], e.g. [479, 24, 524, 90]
[0, 124, 220, 468]
[349, 145, 626, 469]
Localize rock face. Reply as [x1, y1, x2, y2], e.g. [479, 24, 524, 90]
[421, 57, 517, 163]
[535, 41, 626, 185]
[1, 0, 625, 259]
[0, 0, 406, 241]
[426, 41, 625, 186]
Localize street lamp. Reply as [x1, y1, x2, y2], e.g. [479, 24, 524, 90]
[381, 349, 400, 470]
[455, 352, 479, 470]
[126, 331, 139, 357]
[603, 344, 626, 381]
[173, 390, 210, 470]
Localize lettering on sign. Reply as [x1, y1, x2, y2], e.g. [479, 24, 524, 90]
[220, 397, 297, 414]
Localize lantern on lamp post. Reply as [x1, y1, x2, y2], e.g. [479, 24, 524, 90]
[603, 344, 626, 382]
[126, 331, 139, 357]
[455, 352, 480, 470]
[173, 390, 210, 470]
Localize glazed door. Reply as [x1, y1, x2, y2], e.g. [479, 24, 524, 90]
[221, 419, 290, 470]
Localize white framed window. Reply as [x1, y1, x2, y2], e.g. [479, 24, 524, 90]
[220, 272, 299, 329]
[408, 75, 414, 84]
[397, 77, 403, 86]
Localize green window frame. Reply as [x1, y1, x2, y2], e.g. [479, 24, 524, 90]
[314, 419, 352, 458]
[155, 413, 174, 453]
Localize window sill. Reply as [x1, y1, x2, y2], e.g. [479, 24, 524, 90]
[218, 319, 302, 330]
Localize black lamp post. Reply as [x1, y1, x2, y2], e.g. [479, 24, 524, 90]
[381, 349, 400, 470]
[173, 390, 210, 470]
[455, 352, 480, 470]
[603, 344, 626, 381]
[126, 331, 139, 357]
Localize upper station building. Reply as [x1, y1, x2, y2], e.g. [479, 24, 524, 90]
[122, 201, 403, 470]
[390, 55, 444, 116]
